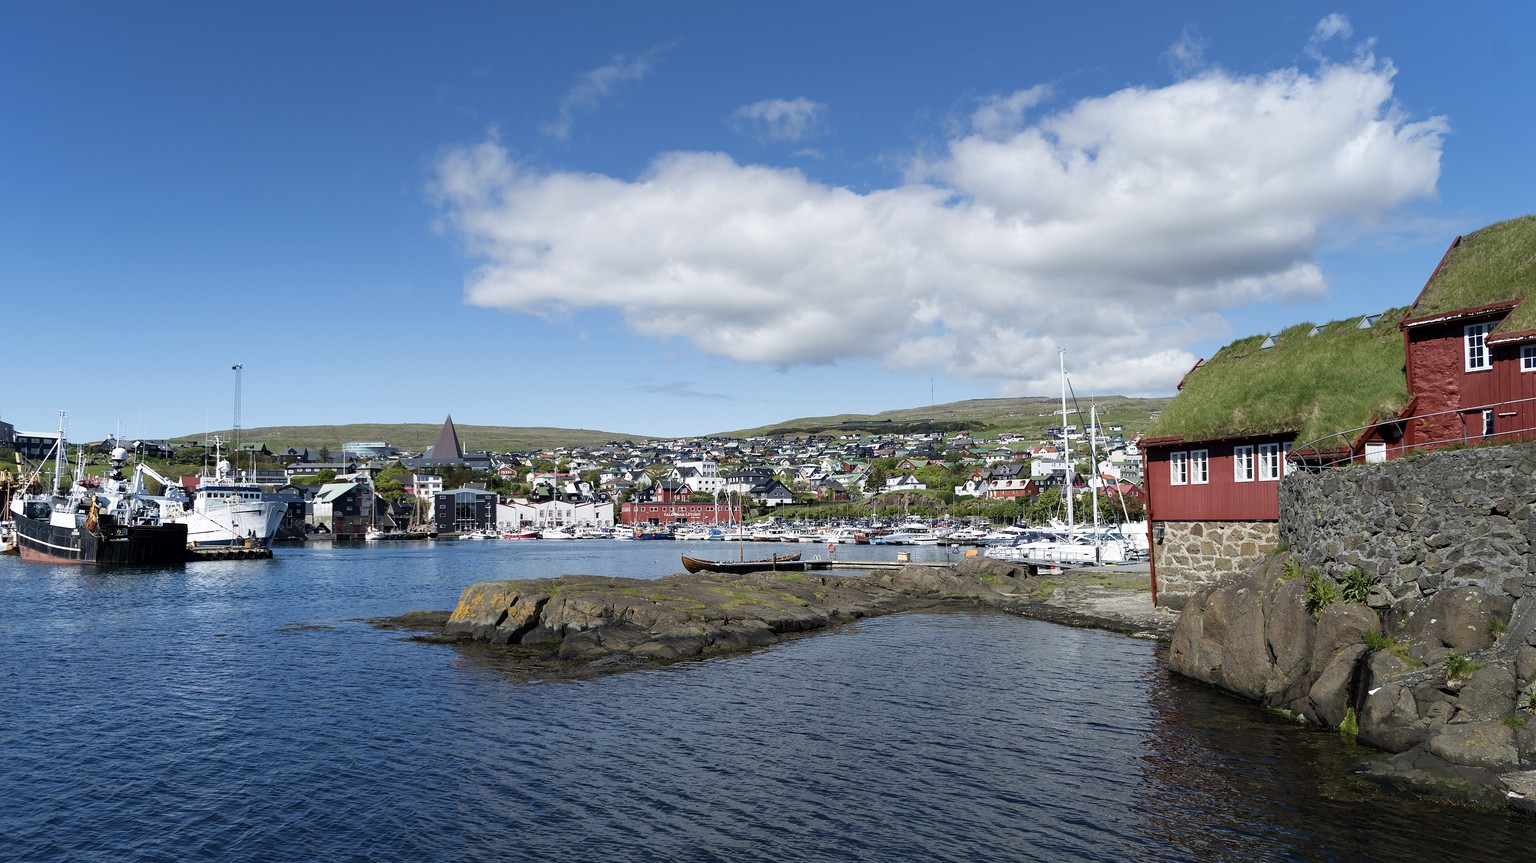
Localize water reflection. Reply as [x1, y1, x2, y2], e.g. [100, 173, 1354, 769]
[2, 544, 1531, 863]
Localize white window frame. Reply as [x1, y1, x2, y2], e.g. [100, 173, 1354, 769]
[1233, 445, 1255, 482]
[1169, 451, 1188, 486]
[1189, 449, 1209, 485]
[1483, 409, 1495, 438]
[1522, 345, 1536, 372]
[1465, 322, 1493, 371]
[1364, 441, 1387, 464]
[1258, 443, 1284, 481]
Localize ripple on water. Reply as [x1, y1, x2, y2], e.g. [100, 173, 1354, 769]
[3, 545, 1534, 862]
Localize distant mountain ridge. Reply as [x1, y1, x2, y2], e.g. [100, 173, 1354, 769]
[182, 395, 1171, 453]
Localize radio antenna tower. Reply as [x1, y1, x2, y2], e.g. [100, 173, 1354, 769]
[232, 363, 243, 457]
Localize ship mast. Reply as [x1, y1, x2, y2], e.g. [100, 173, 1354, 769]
[1060, 350, 1073, 530]
[231, 363, 243, 477]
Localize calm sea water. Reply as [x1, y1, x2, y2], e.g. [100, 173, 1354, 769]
[1, 539, 1530, 862]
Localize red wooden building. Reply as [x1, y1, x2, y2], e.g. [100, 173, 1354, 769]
[1140, 312, 1409, 607]
[1395, 217, 1536, 451]
[1142, 215, 1536, 606]
[619, 483, 737, 526]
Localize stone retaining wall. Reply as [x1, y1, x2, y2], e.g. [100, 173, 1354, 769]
[1154, 520, 1279, 608]
[1278, 441, 1536, 605]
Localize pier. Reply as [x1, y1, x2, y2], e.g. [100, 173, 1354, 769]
[186, 545, 273, 561]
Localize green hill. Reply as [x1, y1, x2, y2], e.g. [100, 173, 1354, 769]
[717, 396, 1171, 440]
[172, 423, 643, 454]
[181, 395, 1171, 454]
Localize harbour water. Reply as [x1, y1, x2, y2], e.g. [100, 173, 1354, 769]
[2, 540, 1530, 862]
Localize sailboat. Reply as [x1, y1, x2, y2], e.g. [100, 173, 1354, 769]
[986, 352, 1143, 567]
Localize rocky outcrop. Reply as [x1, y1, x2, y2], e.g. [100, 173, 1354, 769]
[422, 559, 1175, 674]
[1168, 551, 1536, 810]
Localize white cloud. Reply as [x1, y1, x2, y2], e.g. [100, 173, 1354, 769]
[730, 97, 828, 142]
[434, 51, 1446, 398]
[1308, 13, 1356, 61]
[1313, 13, 1353, 43]
[1164, 25, 1209, 78]
[540, 49, 662, 141]
[968, 86, 1052, 140]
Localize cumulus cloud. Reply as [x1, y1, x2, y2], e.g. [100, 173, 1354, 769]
[540, 49, 662, 140]
[434, 44, 1446, 397]
[730, 97, 828, 142]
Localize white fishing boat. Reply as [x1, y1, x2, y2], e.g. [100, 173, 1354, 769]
[131, 439, 286, 548]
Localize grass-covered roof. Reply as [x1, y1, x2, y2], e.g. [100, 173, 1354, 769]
[1407, 215, 1536, 339]
[1144, 310, 1409, 446]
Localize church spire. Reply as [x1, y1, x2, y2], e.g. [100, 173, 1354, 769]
[429, 415, 463, 461]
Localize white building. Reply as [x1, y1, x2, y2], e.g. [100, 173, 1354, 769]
[410, 474, 444, 503]
[498, 498, 615, 530]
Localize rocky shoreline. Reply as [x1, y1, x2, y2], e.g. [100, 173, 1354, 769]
[1168, 552, 1536, 814]
[375, 559, 1174, 679]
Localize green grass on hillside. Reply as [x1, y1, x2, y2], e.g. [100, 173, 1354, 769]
[180, 395, 1172, 454]
[1145, 310, 1409, 447]
[719, 396, 1170, 440]
[179, 424, 646, 454]
[1409, 216, 1536, 334]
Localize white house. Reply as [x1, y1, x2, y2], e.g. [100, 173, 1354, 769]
[499, 498, 614, 530]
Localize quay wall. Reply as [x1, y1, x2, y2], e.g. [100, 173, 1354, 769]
[1278, 441, 1536, 604]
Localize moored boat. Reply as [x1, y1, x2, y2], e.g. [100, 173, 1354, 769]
[680, 552, 803, 574]
[131, 442, 285, 548]
[8, 428, 187, 565]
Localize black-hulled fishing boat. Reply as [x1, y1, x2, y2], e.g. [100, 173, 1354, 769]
[8, 421, 187, 565]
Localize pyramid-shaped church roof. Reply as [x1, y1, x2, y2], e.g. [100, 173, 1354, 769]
[427, 415, 463, 461]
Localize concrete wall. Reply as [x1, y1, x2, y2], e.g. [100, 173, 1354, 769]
[1154, 520, 1280, 608]
[1278, 440, 1536, 605]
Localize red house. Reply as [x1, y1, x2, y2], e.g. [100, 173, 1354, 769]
[1142, 215, 1536, 607]
[1395, 216, 1536, 452]
[619, 482, 737, 526]
[1140, 312, 1409, 607]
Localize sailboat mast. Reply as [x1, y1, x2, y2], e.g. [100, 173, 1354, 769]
[1060, 350, 1073, 528]
[1090, 404, 1101, 528]
[1090, 403, 1101, 563]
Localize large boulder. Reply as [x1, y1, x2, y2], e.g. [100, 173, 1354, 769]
[1403, 585, 1513, 665]
[1357, 651, 1428, 751]
[1453, 664, 1518, 722]
[1426, 721, 1520, 771]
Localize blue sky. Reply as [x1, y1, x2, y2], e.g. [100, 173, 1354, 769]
[2, 2, 1532, 443]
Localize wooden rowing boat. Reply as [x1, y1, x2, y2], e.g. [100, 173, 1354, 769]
[681, 552, 802, 574]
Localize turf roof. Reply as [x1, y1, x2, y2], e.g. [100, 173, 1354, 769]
[1407, 215, 1536, 339]
[1144, 309, 1409, 447]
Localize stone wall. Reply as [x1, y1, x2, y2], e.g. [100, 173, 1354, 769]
[1278, 441, 1536, 605]
[1154, 520, 1279, 608]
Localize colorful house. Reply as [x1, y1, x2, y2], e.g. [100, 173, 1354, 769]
[1394, 216, 1536, 452]
[1140, 311, 1409, 607]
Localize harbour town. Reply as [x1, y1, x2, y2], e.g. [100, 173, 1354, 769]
[10, 218, 1536, 832]
[8, 5, 1536, 861]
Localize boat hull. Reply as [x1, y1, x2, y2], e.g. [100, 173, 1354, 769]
[12, 510, 187, 566]
[680, 552, 802, 574]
